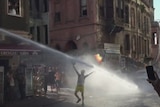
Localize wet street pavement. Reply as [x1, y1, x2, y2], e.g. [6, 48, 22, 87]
[3, 88, 160, 107]
[53, 90, 160, 107]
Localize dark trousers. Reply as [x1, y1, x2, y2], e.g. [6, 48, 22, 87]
[44, 81, 47, 93]
[18, 84, 25, 99]
[8, 86, 16, 101]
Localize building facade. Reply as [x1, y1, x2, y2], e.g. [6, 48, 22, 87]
[29, 0, 49, 45]
[105, 0, 154, 70]
[49, 0, 99, 52]
[49, 0, 154, 70]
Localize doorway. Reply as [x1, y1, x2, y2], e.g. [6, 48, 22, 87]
[0, 59, 9, 75]
[0, 59, 9, 102]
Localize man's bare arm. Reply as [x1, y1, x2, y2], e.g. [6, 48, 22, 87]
[85, 72, 93, 78]
[72, 63, 79, 75]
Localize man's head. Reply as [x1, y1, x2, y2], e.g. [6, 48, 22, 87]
[81, 70, 85, 75]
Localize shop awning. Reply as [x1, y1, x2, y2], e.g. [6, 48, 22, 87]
[0, 44, 41, 56]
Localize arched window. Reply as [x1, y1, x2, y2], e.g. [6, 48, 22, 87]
[124, 35, 130, 51]
[132, 36, 136, 51]
[131, 8, 135, 28]
[65, 40, 77, 51]
[116, 0, 124, 18]
[124, 5, 129, 23]
[137, 11, 141, 29]
[80, 0, 87, 17]
[55, 44, 61, 51]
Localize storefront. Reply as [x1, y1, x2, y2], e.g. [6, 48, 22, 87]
[0, 44, 40, 104]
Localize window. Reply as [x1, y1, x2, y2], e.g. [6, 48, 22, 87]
[132, 36, 136, 51]
[131, 8, 135, 28]
[55, 44, 61, 51]
[137, 11, 141, 29]
[143, 16, 148, 34]
[29, 0, 32, 11]
[37, 26, 40, 42]
[43, 0, 48, 12]
[146, 17, 149, 33]
[44, 25, 48, 44]
[125, 35, 130, 51]
[99, 0, 105, 17]
[7, 0, 22, 16]
[116, 0, 124, 18]
[35, 0, 40, 12]
[116, 0, 121, 17]
[80, 0, 87, 17]
[124, 5, 129, 23]
[55, 12, 61, 22]
[152, 32, 158, 45]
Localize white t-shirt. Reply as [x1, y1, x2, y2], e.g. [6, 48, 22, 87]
[10, 77, 15, 86]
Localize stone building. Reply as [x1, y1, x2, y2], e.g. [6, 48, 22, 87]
[49, 0, 154, 70]
[105, 0, 154, 70]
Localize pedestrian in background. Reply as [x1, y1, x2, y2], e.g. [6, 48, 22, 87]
[44, 66, 48, 95]
[48, 66, 55, 92]
[54, 68, 61, 94]
[7, 69, 16, 101]
[16, 62, 26, 99]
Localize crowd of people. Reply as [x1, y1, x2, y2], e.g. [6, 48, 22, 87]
[33, 65, 65, 96]
[4, 62, 66, 102]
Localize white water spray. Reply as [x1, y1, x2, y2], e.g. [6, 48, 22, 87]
[0, 28, 93, 67]
[85, 65, 140, 96]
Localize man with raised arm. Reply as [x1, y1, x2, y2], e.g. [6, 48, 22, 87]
[72, 62, 93, 105]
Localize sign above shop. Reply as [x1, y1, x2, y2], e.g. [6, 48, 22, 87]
[0, 44, 41, 56]
[0, 51, 40, 56]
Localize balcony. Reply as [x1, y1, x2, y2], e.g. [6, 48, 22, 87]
[106, 18, 124, 34]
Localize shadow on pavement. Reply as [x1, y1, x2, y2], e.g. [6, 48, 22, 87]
[2, 95, 92, 107]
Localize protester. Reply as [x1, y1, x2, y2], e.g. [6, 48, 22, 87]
[54, 69, 61, 94]
[48, 66, 55, 92]
[44, 66, 48, 95]
[72, 62, 93, 105]
[7, 69, 16, 101]
[16, 62, 26, 99]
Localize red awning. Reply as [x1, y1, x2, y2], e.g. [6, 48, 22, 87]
[0, 44, 41, 56]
